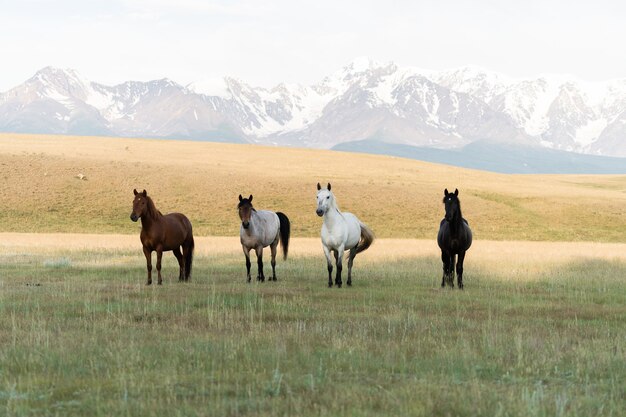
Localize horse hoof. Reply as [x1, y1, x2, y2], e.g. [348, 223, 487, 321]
[328, 283, 333, 288]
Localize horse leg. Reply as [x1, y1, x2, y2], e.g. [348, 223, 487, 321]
[270, 240, 278, 281]
[173, 247, 184, 281]
[242, 246, 252, 283]
[143, 247, 153, 285]
[156, 249, 163, 285]
[255, 246, 265, 282]
[440, 250, 449, 288]
[334, 245, 344, 288]
[456, 251, 466, 290]
[347, 247, 357, 287]
[323, 245, 333, 288]
[448, 254, 456, 288]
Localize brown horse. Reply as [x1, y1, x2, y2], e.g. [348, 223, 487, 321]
[130, 189, 194, 285]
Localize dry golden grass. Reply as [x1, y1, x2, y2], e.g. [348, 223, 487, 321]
[1, 133, 625, 240]
[3, 233, 625, 282]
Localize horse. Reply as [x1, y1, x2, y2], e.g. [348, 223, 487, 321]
[237, 194, 290, 282]
[130, 189, 194, 285]
[316, 183, 374, 288]
[437, 188, 472, 289]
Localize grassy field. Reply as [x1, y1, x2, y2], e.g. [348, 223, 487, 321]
[1, 133, 625, 241]
[1, 239, 625, 416]
[1, 134, 625, 415]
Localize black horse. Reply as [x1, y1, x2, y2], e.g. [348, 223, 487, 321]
[437, 188, 472, 289]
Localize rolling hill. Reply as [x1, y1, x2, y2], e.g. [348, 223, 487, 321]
[1, 133, 625, 241]
[332, 140, 626, 174]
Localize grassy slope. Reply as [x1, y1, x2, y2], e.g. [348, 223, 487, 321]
[1, 249, 625, 416]
[2, 134, 626, 416]
[1, 133, 625, 241]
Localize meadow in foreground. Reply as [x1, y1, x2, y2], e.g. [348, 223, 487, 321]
[1, 248, 625, 416]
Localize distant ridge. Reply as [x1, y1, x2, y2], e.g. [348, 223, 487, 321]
[1, 59, 626, 168]
[332, 140, 626, 174]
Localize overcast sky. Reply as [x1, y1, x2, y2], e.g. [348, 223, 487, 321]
[1, 0, 625, 90]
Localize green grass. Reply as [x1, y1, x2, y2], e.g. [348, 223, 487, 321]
[1, 250, 625, 416]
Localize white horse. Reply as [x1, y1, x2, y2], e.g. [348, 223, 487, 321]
[316, 183, 374, 287]
[238, 194, 290, 282]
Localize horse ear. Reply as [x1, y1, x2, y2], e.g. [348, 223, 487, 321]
[238, 194, 243, 202]
[327, 183, 331, 191]
[133, 189, 138, 195]
[142, 190, 147, 196]
[444, 188, 449, 196]
[249, 195, 253, 202]
[454, 188, 459, 196]
[317, 182, 321, 191]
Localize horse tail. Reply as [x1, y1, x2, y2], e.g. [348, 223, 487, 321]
[183, 216, 194, 280]
[184, 235, 194, 280]
[356, 222, 375, 255]
[276, 212, 290, 260]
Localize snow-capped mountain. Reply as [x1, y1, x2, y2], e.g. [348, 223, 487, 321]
[1, 60, 626, 156]
[434, 67, 626, 155]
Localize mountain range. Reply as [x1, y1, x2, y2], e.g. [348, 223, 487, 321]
[1, 58, 626, 163]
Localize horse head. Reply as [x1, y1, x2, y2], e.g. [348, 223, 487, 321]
[238, 194, 254, 229]
[316, 182, 333, 217]
[130, 189, 148, 222]
[443, 188, 460, 222]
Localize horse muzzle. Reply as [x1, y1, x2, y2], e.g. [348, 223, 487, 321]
[130, 213, 139, 222]
[316, 209, 324, 217]
[242, 221, 250, 229]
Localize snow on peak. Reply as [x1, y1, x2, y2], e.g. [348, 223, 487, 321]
[25, 67, 95, 111]
[188, 77, 232, 98]
[32, 67, 91, 92]
[345, 57, 388, 73]
[435, 66, 512, 101]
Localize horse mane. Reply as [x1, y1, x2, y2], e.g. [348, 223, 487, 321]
[442, 193, 469, 227]
[329, 192, 340, 213]
[145, 195, 163, 219]
[454, 198, 463, 221]
[237, 199, 256, 212]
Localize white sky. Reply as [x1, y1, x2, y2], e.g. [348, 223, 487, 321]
[1, 0, 625, 91]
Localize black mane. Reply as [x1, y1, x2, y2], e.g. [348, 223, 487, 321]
[437, 188, 472, 289]
[237, 198, 256, 212]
